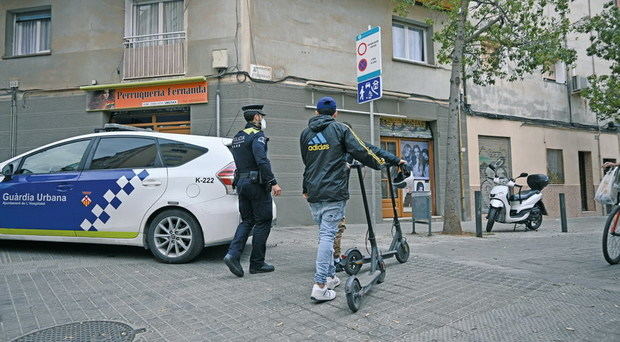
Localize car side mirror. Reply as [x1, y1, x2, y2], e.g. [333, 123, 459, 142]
[1, 164, 13, 181]
[519, 172, 528, 178]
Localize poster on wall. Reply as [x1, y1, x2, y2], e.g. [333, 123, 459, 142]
[478, 136, 512, 212]
[400, 140, 431, 212]
[87, 81, 208, 111]
[401, 140, 430, 179]
[402, 179, 431, 213]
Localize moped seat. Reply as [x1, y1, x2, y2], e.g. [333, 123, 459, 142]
[509, 190, 540, 201]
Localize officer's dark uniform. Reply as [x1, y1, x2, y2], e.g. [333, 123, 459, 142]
[225, 105, 277, 275]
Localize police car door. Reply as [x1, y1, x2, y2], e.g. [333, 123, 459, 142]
[75, 137, 167, 238]
[0, 139, 92, 236]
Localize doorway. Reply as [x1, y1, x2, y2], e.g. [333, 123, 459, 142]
[578, 151, 594, 211]
[380, 137, 435, 218]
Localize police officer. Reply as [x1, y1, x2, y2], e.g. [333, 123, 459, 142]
[223, 105, 282, 277]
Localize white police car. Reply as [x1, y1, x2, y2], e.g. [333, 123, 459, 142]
[0, 125, 271, 263]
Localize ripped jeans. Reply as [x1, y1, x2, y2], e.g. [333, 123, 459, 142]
[309, 200, 346, 284]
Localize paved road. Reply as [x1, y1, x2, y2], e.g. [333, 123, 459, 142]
[0, 216, 618, 341]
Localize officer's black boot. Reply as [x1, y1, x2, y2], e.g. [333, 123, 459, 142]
[224, 254, 244, 277]
[249, 263, 275, 274]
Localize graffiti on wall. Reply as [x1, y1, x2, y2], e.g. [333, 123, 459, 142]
[478, 136, 512, 212]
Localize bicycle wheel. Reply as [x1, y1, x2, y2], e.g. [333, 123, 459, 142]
[602, 205, 620, 265]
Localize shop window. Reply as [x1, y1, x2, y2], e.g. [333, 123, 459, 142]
[111, 110, 191, 134]
[17, 140, 90, 175]
[392, 20, 432, 64]
[158, 139, 207, 167]
[546, 149, 565, 184]
[90, 138, 158, 170]
[7, 9, 51, 57]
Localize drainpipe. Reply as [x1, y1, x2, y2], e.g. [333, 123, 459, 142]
[564, 35, 573, 125]
[9, 85, 18, 157]
[216, 77, 221, 137]
[596, 116, 604, 215]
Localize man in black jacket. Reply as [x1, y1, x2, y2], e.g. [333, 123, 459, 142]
[300, 97, 405, 302]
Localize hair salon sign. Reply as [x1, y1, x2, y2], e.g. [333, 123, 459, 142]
[87, 81, 208, 111]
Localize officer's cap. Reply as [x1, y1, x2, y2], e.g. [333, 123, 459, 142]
[242, 104, 265, 116]
[316, 97, 337, 110]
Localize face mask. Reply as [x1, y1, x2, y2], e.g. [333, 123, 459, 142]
[260, 118, 267, 130]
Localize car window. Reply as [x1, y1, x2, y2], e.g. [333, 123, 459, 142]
[90, 137, 158, 170]
[17, 140, 90, 174]
[158, 139, 208, 167]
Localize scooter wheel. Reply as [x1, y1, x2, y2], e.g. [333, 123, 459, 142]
[345, 277, 362, 313]
[395, 240, 410, 263]
[486, 208, 498, 232]
[344, 249, 363, 276]
[377, 260, 386, 284]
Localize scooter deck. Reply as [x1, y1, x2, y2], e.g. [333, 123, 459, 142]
[346, 250, 398, 266]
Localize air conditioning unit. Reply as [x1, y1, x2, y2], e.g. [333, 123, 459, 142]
[570, 75, 589, 94]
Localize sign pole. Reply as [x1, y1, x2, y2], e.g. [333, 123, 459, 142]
[356, 25, 382, 223]
[370, 100, 376, 222]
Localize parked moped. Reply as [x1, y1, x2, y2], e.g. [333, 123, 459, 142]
[485, 165, 549, 232]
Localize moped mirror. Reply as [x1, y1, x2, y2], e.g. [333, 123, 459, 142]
[519, 172, 528, 178]
[488, 164, 496, 171]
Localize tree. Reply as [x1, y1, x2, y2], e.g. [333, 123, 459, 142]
[576, 1, 620, 121]
[393, 0, 576, 234]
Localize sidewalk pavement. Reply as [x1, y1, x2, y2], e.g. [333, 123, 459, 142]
[0, 216, 618, 341]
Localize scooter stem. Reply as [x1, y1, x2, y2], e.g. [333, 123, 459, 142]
[353, 165, 377, 244]
[385, 167, 400, 221]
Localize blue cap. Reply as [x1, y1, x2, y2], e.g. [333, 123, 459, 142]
[316, 97, 337, 110]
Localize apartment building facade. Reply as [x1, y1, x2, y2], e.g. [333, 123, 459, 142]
[0, 0, 617, 226]
[464, 0, 619, 217]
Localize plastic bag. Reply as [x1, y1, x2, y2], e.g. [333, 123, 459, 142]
[595, 167, 619, 205]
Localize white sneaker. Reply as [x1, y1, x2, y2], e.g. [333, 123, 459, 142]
[311, 284, 336, 302]
[326, 276, 341, 290]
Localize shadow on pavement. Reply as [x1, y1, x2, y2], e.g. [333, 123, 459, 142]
[0, 239, 231, 263]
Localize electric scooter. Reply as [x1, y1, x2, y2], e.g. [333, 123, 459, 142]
[344, 163, 386, 313]
[341, 164, 410, 276]
[485, 164, 549, 232]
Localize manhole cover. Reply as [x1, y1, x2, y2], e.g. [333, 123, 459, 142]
[12, 321, 146, 342]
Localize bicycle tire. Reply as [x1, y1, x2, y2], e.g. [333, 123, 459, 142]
[602, 205, 620, 265]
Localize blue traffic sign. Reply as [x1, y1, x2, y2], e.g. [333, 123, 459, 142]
[357, 76, 382, 104]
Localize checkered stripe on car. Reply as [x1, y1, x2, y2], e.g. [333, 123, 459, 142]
[79, 169, 150, 231]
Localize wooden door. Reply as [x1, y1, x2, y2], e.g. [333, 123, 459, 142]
[381, 138, 403, 218]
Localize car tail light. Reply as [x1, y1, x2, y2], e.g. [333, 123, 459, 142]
[217, 161, 236, 195]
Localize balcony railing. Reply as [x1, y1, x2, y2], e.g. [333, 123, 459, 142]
[123, 31, 186, 79]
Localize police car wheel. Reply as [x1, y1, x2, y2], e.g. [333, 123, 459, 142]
[147, 210, 204, 264]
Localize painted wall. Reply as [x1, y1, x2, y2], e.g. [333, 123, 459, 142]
[1, 0, 125, 89]
[0, 0, 239, 89]
[467, 0, 611, 126]
[249, 0, 452, 99]
[0, 93, 107, 161]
